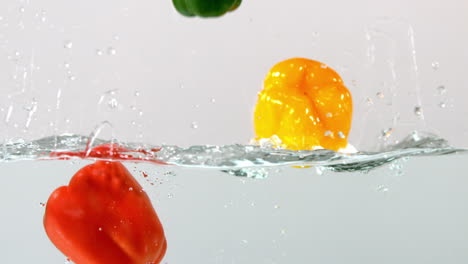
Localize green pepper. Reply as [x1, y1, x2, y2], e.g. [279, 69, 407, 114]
[172, 0, 242, 17]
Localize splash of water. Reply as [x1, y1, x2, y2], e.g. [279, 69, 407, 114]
[0, 131, 464, 176]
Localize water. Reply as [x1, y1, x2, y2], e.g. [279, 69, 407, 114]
[2, 145, 468, 263]
[0, 131, 463, 174]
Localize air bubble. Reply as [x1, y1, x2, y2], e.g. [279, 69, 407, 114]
[64, 40, 73, 49]
[68, 75, 76, 81]
[324, 130, 333, 137]
[96, 49, 103, 56]
[19, 6, 25, 13]
[191, 122, 198, 129]
[167, 193, 174, 199]
[320, 64, 327, 69]
[64, 62, 70, 68]
[326, 112, 333, 118]
[134, 90, 140, 97]
[210, 98, 216, 103]
[128, 187, 133, 191]
[376, 92, 384, 99]
[315, 166, 325, 175]
[98, 227, 102, 231]
[439, 102, 446, 108]
[431, 61, 440, 70]
[39, 202, 46, 207]
[376, 185, 389, 193]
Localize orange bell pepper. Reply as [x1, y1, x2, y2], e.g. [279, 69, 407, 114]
[254, 57, 353, 151]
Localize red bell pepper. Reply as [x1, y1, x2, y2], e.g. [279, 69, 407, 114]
[43, 160, 167, 264]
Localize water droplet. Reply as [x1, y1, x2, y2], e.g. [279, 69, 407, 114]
[167, 193, 174, 199]
[376, 92, 384, 99]
[210, 98, 216, 103]
[19, 6, 25, 13]
[98, 227, 102, 231]
[326, 112, 333, 118]
[128, 187, 133, 191]
[241, 239, 248, 244]
[194, 104, 200, 108]
[13, 50, 21, 60]
[107, 47, 116, 55]
[134, 90, 140, 97]
[107, 98, 118, 109]
[130, 120, 136, 126]
[324, 130, 333, 137]
[431, 61, 440, 70]
[191, 121, 198, 129]
[138, 110, 143, 116]
[273, 204, 280, 209]
[68, 75, 76, 81]
[39, 202, 46, 207]
[280, 229, 287, 235]
[439, 102, 447, 108]
[337, 131, 345, 138]
[96, 49, 103, 56]
[113, 34, 120, 41]
[437, 85, 446, 95]
[64, 62, 70, 68]
[414, 106, 422, 116]
[381, 128, 393, 139]
[64, 40, 73, 49]
[320, 64, 328, 69]
[39, 11, 46, 22]
[366, 97, 374, 106]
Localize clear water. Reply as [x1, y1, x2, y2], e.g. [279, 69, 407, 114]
[1, 131, 463, 174]
[2, 137, 468, 263]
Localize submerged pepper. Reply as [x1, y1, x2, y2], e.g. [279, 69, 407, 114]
[44, 158, 167, 264]
[172, 0, 242, 17]
[254, 58, 353, 151]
